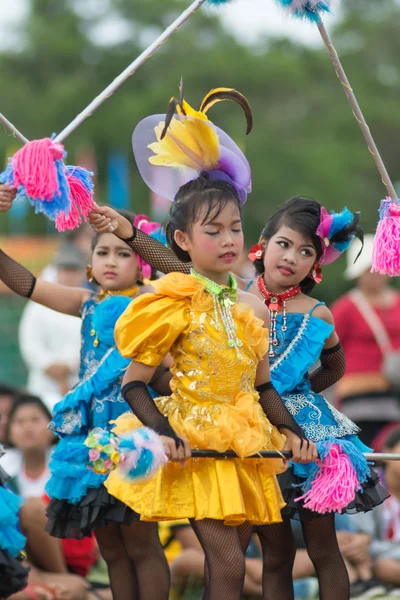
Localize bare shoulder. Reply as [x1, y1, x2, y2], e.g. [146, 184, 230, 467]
[238, 289, 269, 322]
[310, 302, 334, 325]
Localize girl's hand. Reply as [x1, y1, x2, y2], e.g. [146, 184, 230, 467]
[89, 204, 133, 239]
[282, 431, 318, 464]
[0, 184, 17, 212]
[160, 435, 191, 465]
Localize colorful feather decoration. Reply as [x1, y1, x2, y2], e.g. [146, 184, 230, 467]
[274, 0, 331, 22]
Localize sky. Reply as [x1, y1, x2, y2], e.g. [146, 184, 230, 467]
[0, 0, 340, 50]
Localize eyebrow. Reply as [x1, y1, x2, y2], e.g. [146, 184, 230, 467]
[203, 219, 242, 227]
[96, 245, 133, 252]
[276, 236, 314, 249]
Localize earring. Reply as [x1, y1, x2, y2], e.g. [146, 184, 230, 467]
[248, 243, 264, 262]
[309, 264, 323, 284]
[86, 265, 93, 283]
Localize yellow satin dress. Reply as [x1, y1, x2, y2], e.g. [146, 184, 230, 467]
[105, 273, 286, 525]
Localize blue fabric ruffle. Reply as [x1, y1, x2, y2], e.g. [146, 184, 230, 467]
[50, 346, 130, 436]
[46, 435, 106, 504]
[271, 313, 333, 396]
[0, 485, 26, 557]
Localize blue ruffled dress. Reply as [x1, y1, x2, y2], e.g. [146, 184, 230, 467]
[270, 303, 388, 519]
[0, 445, 29, 597]
[45, 294, 140, 539]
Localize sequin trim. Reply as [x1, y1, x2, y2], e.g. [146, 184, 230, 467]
[270, 314, 310, 372]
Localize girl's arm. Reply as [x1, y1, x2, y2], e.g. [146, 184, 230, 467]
[309, 304, 346, 394]
[89, 205, 192, 274]
[121, 361, 191, 462]
[0, 249, 88, 316]
[0, 184, 17, 212]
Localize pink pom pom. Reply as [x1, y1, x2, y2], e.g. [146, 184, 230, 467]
[56, 168, 95, 232]
[296, 444, 359, 513]
[12, 138, 64, 201]
[89, 449, 100, 461]
[371, 197, 400, 276]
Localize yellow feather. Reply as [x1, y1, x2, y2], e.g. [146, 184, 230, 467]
[149, 116, 219, 171]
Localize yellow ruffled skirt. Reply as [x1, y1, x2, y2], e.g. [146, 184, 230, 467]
[105, 394, 287, 525]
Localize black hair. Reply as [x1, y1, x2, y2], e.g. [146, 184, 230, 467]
[255, 196, 363, 294]
[5, 393, 56, 447]
[0, 383, 22, 399]
[165, 173, 241, 262]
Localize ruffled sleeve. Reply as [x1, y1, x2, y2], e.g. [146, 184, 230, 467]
[115, 292, 190, 366]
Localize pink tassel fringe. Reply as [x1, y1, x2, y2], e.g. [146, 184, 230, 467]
[55, 170, 95, 232]
[296, 444, 359, 513]
[12, 138, 64, 201]
[372, 197, 400, 277]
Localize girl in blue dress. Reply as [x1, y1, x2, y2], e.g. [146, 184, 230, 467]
[0, 212, 170, 600]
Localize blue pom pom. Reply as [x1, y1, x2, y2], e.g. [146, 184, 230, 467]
[206, 0, 233, 5]
[28, 160, 70, 220]
[0, 160, 14, 185]
[275, 0, 331, 22]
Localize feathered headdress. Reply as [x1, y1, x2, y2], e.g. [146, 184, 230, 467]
[132, 81, 253, 204]
[316, 206, 363, 265]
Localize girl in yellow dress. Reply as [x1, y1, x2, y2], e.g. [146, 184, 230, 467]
[103, 85, 317, 600]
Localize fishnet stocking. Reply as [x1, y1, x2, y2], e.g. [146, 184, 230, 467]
[257, 382, 305, 439]
[203, 521, 252, 600]
[310, 344, 346, 394]
[0, 250, 36, 297]
[122, 228, 191, 275]
[301, 514, 350, 600]
[122, 381, 179, 439]
[256, 517, 296, 600]
[95, 523, 138, 600]
[95, 521, 170, 600]
[189, 519, 246, 600]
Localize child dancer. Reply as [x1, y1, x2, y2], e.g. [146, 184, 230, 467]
[90, 196, 389, 600]
[0, 211, 170, 600]
[98, 86, 317, 600]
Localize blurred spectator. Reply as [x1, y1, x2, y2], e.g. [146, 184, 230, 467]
[352, 427, 400, 597]
[2, 394, 56, 498]
[0, 383, 21, 445]
[331, 235, 400, 447]
[18, 246, 84, 411]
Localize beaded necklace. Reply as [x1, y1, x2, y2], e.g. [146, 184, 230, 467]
[191, 269, 243, 359]
[256, 275, 301, 357]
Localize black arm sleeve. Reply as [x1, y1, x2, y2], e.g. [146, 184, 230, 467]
[309, 343, 346, 394]
[256, 381, 305, 439]
[0, 250, 36, 297]
[121, 381, 179, 441]
[149, 367, 173, 397]
[119, 228, 191, 275]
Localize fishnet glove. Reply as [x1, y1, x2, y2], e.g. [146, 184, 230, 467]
[0, 250, 36, 297]
[256, 381, 305, 439]
[310, 343, 346, 394]
[149, 368, 172, 397]
[122, 381, 180, 441]
[120, 228, 191, 274]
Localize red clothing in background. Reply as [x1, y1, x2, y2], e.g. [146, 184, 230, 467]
[331, 292, 400, 376]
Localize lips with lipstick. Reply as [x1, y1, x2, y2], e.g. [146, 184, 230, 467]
[104, 271, 118, 279]
[278, 264, 294, 276]
[219, 251, 237, 261]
